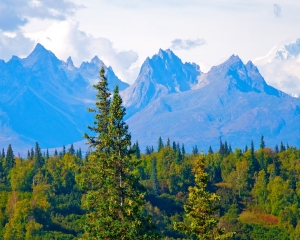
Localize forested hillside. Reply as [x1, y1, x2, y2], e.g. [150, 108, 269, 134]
[0, 137, 300, 239]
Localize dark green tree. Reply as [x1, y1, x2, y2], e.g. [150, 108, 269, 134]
[68, 144, 75, 155]
[62, 145, 66, 156]
[275, 144, 279, 153]
[4, 144, 14, 177]
[135, 140, 141, 159]
[182, 144, 186, 155]
[34, 142, 44, 170]
[158, 137, 164, 152]
[84, 67, 111, 151]
[145, 146, 151, 155]
[46, 149, 49, 159]
[30, 147, 34, 159]
[280, 142, 286, 152]
[80, 72, 158, 239]
[192, 145, 199, 155]
[77, 148, 82, 160]
[260, 135, 265, 149]
[166, 138, 170, 147]
[208, 146, 213, 154]
[172, 141, 177, 152]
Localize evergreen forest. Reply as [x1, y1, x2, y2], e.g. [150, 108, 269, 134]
[1, 69, 300, 239]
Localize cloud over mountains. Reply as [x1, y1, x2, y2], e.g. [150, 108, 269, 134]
[170, 38, 206, 50]
[0, 0, 80, 31]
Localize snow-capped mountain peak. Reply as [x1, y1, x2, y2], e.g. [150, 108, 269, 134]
[275, 38, 300, 60]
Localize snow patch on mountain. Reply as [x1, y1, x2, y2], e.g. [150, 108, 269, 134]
[254, 38, 300, 97]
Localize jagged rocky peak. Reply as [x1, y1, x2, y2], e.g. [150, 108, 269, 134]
[121, 49, 201, 118]
[90, 55, 104, 66]
[66, 56, 75, 69]
[79, 55, 106, 74]
[157, 48, 176, 59]
[21, 43, 60, 68]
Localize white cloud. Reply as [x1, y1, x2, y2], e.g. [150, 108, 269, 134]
[0, 0, 80, 31]
[170, 38, 206, 51]
[0, 31, 34, 60]
[32, 21, 139, 83]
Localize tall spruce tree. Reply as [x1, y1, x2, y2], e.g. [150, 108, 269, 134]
[84, 67, 111, 151]
[5, 144, 14, 175]
[174, 155, 235, 239]
[135, 140, 141, 159]
[69, 144, 75, 155]
[46, 149, 49, 160]
[260, 135, 265, 149]
[158, 137, 164, 152]
[166, 138, 170, 147]
[34, 142, 44, 170]
[80, 70, 158, 239]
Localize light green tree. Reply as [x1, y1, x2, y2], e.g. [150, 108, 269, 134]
[174, 155, 235, 239]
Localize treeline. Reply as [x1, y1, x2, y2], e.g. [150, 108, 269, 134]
[0, 136, 300, 239]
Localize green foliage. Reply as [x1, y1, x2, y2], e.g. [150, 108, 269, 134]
[174, 156, 235, 239]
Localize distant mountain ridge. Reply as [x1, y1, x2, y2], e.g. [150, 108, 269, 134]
[0, 43, 128, 151]
[1, 43, 300, 153]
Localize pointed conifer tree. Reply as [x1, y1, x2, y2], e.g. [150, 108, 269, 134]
[30, 148, 34, 159]
[46, 149, 49, 159]
[172, 141, 177, 152]
[68, 144, 75, 155]
[34, 142, 44, 170]
[5, 144, 14, 175]
[166, 138, 170, 147]
[260, 135, 265, 149]
[158, 137, 164, 152]
[1, 148, 5, 158]
[135, 140, 141, 159]
[145, 146, 151, 155]
[62, 145, 66, 156]
[80, 71, 158, 239]
[83, 67, 111, 151]
[77, 148, 82, 160]
[174, 155, 235, 239]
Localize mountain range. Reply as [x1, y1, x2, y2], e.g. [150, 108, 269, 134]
[1, 42, 300, 153]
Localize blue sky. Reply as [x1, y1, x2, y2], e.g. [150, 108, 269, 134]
[0, 0, 299, 83]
